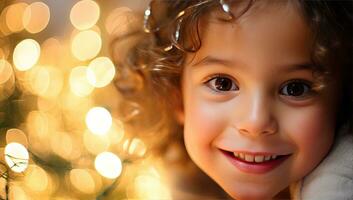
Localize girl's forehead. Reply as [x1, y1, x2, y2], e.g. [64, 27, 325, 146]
[197, 1, 311, 46]
[187, 0, 313, 68]
[203, 0, 302, 24]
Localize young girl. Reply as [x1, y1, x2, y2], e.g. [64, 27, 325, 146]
[111, 0, 352, 199]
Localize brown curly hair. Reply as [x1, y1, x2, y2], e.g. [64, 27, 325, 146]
[111, 0, 352, 160]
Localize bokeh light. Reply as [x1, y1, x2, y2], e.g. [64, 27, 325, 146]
[23, 2, 50, 33]
[94, 152, 122, 179]
[85, 107, 112, 135]
[50, 132, 74, 160]
[0, 48, 6, 59]
[6, 128, 28, 148]
[0, 66, 15, 101]
[27, 66, 64, 98]
[0, 1, 167, 199]
[123, 138, 147, 158]
[5, 2, 28, 33]
[71, 30, 102, 61]
[107, 119, 125, 145]
[105, 7, 138, 37]
[69, 66, 94, 97]
[41, 37, 63, 65]
[70, 0, 100, 30]
[134, 175, 172, 199]
[26, 110, 50, 140]
[87, 57, 116, 88]
[69, 169, 96, 194]
[83, 130, 110, 155]
[0, 59, 13, 84]
[24, 165, 50, 193]
[0, 6, 12, 36]
[26, 111, 56, 156]
[13, 39, 40, 71]
[4, 142, 29, 173]
[28, 66, 50, 95]
[9, 185, 29, 200]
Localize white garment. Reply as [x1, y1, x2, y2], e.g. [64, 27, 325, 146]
[291, 126, 353, 200]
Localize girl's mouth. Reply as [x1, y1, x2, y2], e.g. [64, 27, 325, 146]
[220, 150, 292, 174]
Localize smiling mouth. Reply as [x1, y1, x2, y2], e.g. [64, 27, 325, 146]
[220, 150, 292, 174]
[221, 150, 291, 164]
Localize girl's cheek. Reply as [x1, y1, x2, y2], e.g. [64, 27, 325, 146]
[283, 105, 335, 148]
[186, 99, 228, 142]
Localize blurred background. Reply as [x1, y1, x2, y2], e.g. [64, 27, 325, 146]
[0, 0, 174, 199]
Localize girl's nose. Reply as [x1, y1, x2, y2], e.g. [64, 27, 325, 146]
[233, 94, 278, 137]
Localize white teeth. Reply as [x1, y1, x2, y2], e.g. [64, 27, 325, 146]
[245, 154, 254, 162]
[233, 153, 280, 163]
[254, 155, 265, 163]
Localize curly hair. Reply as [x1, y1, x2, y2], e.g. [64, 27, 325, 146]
[111, 0, 352, 160]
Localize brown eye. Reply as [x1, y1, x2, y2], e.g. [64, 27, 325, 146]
[280, 81, 311, 97]
[206, 76, 238, 92]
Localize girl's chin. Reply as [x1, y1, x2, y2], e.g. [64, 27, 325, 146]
[223, 186, 281, 200]
[228, 192, 275, 200]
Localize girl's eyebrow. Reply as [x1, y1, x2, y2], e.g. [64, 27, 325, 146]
[191, 56, 238, 68]
[191, 55, 314, 72]
[281, 63, 314, 72]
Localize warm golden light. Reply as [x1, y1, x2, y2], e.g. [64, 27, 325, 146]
[107, 119, 125, 145]
[28, 66, 50, 95]
[60, 92, 94, 123]
[123, 138, 147, 157]
[69, 66, 94, 97]
[26, 111, 49, 139]
[69, 169, 96, 194]
[85, 107, 112, 135]
[24, 165, 49, 192]
[105, 7, 131, 35]
[71, 30, 102, 61]
[0, 59, 13, 84]
[6, 128, 28, 148]
[9, 185, 29, 200]
[94, 152, 122, 179]
[23, 2, 50, 34]
[134, 175, 172, 199]
[83, 130, 110, 155]
[37, 96, 58, 112]
[50, 132, 74, 160]
[105, 7, 137, 36]
[70, 0, 100, 30]
[13, 39, 40, 71]
[5, 142, 29, 173]
[87, 57, 116, 88]
[41, 37, 62, 65]
[0, 1, 159, 199]
[0, 48, 6, 59]
[5, 2, 28, 33]
[27, 66, 64, 98]
[0, 60, 15, 101]
[0, 6, 12, 36]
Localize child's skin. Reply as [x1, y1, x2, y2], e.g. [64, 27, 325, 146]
[177, 2, 340, 199]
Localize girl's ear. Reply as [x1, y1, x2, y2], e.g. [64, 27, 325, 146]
[173, 89, 184, 125]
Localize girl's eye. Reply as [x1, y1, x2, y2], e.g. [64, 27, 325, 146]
[280, 80, 312, 97]
[205, 76, 239, 92]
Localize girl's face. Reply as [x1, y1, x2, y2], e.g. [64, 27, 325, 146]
[180, 2, 338, 199]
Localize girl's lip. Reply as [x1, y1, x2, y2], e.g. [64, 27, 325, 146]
[220, 150, 291, 174]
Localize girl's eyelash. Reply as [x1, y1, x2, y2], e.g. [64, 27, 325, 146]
[202, 76, 320, 99]
[203, 74, 239, 93]
[279, 79, 317, 98]
[204, 74, 233, 83]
